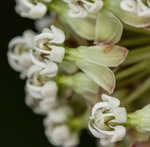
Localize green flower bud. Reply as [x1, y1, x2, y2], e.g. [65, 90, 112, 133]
[127, 104, 150, 133]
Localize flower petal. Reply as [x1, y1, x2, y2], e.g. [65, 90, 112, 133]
[95, 10, 123, 44]
[76, 59, 116, 94]
[77, 45, 128, 67]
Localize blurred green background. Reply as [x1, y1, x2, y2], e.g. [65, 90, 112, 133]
[0, 1, 96, 147]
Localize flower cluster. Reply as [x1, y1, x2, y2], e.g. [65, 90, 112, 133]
[8, 0, 150, 147]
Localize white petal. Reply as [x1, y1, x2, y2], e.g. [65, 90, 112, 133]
[50, 25, 65, 44]
[102, 94, 120, 107]
[120, 0, 137, 13]
[41, 81, 58, 98]
[50, 45, 65, 63]
[111, 126, 126, 143]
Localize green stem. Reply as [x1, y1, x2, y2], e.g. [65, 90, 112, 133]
[68, 112, 89, 132]
[125, 113, 138, 127]
[119, 37, 150, 47]
[57, 74, 74, 87]
[64, 48, 79, 62]
[123, 46, 150, 66]
[116, 59, 150, 80]
[123, 77, 150, 105]
[117, 70, 150, 88]
[125, 25, 150, 36]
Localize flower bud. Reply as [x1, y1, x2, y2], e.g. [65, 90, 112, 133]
[88, 94, 127, 146]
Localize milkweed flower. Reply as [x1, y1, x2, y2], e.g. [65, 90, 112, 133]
[31, 25, 65, 66]
[88, 94, 127, 146]
[15, 0, 52, 19]
[120, 0, 150, 17]
[25, 65, 57, 97]
[45, 125, 79, 147]
[107, 0, 150, 27]
[44, 105, 73, 124]
[7, 30, 36, 78]
[63, 0, 103, 18]
[25, 94, 56, 114]
[44, 104, 79, 147]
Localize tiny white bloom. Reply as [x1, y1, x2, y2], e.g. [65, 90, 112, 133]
[45, 125, 79, 147]
[7, 30, 35, 77]
[88, 94, 127, 146]
[26, 79, 58, 99]
[33, 26, 65, 63]
[63, 0, 103, 18]
[120, 0, 150, 17]
[44, 105, 72, 124]
[15, 0, 51, 19]
[29, 56, 58, 77]
[25, 94, 56, 114]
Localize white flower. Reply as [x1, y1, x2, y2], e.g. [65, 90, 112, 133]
[29, 58, 58, 78]
[45, 125, 79, 147]
[33, 26, 65, 63]
[120, 0, 150, 17]
[7, 30, 35, 78]
[15, 0, 51, 19]
[25, 94, 56, 114]
[88, 94, 127, 146]
[26, 76, 58, 99]
[44, 105, 72, 125]
[63, 0, 103, 18]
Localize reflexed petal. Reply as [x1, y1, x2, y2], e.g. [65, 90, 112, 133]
[76, 60, 116, 94]
[95, 10, 123, 44]
[72, 73, 99, 103]
[77, 45, 128, 67]
[65, 16, 95, 40]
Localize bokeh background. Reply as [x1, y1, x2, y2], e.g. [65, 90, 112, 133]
[0, 1, 96, 147]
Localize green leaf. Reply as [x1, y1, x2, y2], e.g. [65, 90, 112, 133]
[77, 45, 128, 67]
[95, 10, 123, 44]
[76, 59, 116, 94]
